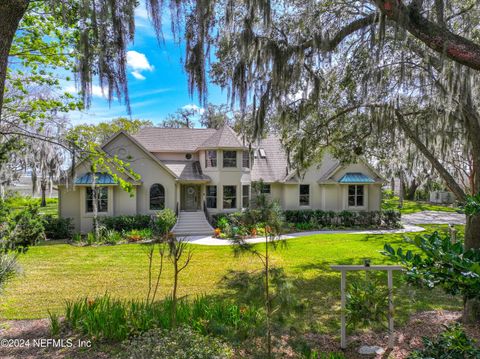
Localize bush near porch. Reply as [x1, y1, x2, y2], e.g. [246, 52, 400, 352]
[211, 209, 402, 237]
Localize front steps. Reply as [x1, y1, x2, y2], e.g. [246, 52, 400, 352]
[172, 211, 214, 236]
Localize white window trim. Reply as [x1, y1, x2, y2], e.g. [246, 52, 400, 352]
[299, 184, 310, 207]
[222, 185, 238, 210]
[346, 184, 368, 210]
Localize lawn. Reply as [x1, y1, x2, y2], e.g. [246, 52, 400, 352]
[0, 225, 462, 333]
[382, 196, 458, 214]
[5, 196, 58, 217]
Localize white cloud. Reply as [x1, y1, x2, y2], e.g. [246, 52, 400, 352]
[127, 50, 154, 80]
[131, 71, 146, 80]
[182, 104, 205, 115]
[65, 84, 106, 98]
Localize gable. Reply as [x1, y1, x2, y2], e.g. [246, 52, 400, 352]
[102, 132, 178, 179]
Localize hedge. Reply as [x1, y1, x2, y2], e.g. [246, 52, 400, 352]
[98, 215, 152, 232]
[211, 209, 401, 229]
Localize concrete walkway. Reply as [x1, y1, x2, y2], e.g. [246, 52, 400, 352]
[402, 210, 465, 225]
[183, 224, 425, 246]
[182, 210, 466, 246]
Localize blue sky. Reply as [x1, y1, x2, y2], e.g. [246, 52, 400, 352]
[67, 6, 227, 126]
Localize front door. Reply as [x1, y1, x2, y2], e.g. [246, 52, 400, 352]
[183, 185, 198, 211]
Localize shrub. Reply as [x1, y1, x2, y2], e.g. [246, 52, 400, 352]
[101, 229, 123, 245]
[152, 208, 176, 236]
[345, 278, 389, 329]
[0, 253, 20, 291]
[99, 215, 151, 232]
[63, 294, 261, 342]
[383, 232, 480, 301]
[283, 209, 401, 229]
[48, 310, 61, 336]
[124, 228, 152, 242]
[117, 326, 232, 359]
[43, 215, 73, 240]
[2, 205, 45, 252]
[408, 324, 480, 359]
[382, 209, 402, 228]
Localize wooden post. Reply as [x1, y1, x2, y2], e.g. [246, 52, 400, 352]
[341, 270, 346, 349]
[387, 270, 394, 348]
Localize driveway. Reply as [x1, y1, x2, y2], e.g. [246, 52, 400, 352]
[402, 210, 466, 225]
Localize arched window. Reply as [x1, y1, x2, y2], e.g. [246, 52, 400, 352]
[150, 184, 165, 210]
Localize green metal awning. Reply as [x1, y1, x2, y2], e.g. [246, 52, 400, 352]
[338, 172, 375, 184]
[74, 172, 118, 185]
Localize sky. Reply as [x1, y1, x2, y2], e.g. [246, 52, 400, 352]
[66, 6, 227, 126]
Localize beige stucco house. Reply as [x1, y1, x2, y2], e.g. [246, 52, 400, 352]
[59, 126, 384, 235]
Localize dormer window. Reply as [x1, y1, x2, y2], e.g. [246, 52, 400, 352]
[205, 150, 217, 167]
[223, 151, 237, 168]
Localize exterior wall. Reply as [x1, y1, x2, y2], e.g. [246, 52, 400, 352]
[201, 149, 251, 214]
[323, 184, 341, 211]
[58, 185, 81, 231]
[102, 133, 177, 215]
[154, 152, 199, 161]
[114, 187, 137, 215]
[368, 184, 382, 211]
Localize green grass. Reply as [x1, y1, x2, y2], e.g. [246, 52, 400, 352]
[5, 196, 58, 217]
[382, 196, 458, 214]
[0, 225, 462, 334]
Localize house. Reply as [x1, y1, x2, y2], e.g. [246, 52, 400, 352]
[58, 126, 384, 235]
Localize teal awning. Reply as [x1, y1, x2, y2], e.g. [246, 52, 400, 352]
[75, 172, 117, 185]
[338, 172, 375, 184]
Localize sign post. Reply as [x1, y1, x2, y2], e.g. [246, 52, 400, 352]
[330, 265, 403, 349]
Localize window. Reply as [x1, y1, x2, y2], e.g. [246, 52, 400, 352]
[242, 151, 250, 168]
[223, 186, 237, 209]
[205, 150, 217, 167]
[261, 183, 271, 194]
[223, 151, 237, 168]
[206, 185, 217, 209]
[299, 184, 310, 206]
[242, 185, 250, 208]
[258, 148, 266, 158]
[86, 187, 108, 213]
[348, 185, 364, 207]
[150, 184, 165, 210]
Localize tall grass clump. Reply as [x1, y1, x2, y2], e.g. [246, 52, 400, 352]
[63, 294, 262, 342]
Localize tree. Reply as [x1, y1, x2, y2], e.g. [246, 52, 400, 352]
[160, 107, 199, 128]
[67, 118, 152, 146]
[199, 104, 231, 129]
[195, 1, 480, 321]
[228, 181, 285, 357]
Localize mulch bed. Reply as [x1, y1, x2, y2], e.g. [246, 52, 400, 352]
[0, 310, 478, 358]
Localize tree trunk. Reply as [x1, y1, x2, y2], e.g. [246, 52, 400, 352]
[390, 177, 395, 194]
[461, 95, 480, 323]
[0, 0, 29, 119]
[398, 171, 405, 209]
[40, 179, 47, 207]
[405, 179, 419, 201]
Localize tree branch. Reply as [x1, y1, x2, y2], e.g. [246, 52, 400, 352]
[374, 0, 480, 70]
[394, 109, 466, 199]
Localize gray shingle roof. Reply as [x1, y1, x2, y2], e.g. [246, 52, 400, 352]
[133, 128, 217, 152]
[251, 135, 289, 182]
[162, 161, 211, 181]
[198, 126, 246, 149]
